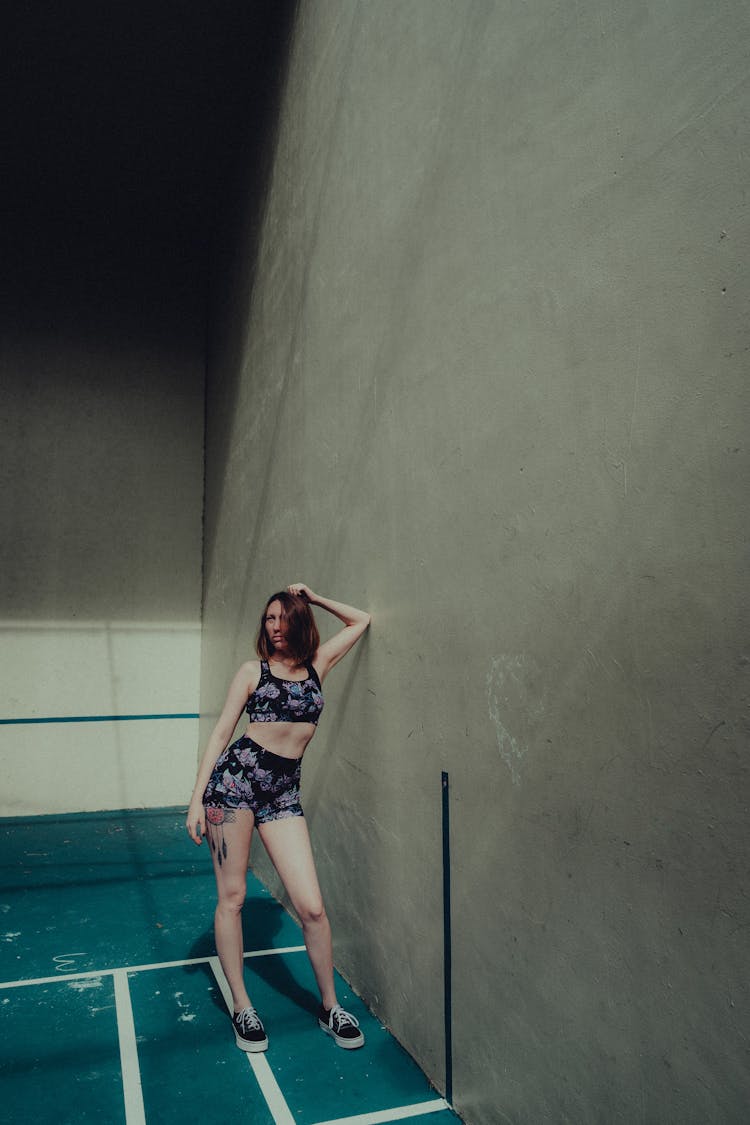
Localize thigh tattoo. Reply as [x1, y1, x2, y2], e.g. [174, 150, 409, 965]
[205, 806, 236, 865]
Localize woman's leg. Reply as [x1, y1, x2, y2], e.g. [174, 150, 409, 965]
[257, 814, 337, 1010]
[206, 807, 256, 1012]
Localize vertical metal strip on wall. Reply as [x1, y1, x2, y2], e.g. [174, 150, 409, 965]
[441, 770, 453, 1105]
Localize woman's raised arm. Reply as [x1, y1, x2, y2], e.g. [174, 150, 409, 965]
[287, 583, 370, 680]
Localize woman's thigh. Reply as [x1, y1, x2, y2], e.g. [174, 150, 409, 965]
[205, 806, 255, 901]
[257, 816, 324, 917]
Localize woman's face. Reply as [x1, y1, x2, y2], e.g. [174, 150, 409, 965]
[264, 600, 287, 652]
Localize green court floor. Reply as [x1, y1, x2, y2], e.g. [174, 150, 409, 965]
[0, 808, 459, 1125]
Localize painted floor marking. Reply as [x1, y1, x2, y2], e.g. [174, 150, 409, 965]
[310, 1100, 449, 1125]
[0, 946, 307, 991]
[210, 956, 296, 1125]
[1, 946, 454, 1125]
[113, 969, 147, 1125]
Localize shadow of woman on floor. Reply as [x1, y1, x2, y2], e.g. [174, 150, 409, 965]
[183, 894, 318, 1016]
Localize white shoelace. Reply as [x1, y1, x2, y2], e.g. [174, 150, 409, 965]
[236, 1007, 263, 1031]
[330, 1004, 360, 1030]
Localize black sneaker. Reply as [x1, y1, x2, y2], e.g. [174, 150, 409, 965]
[233, 1006, 268, 1052]
[318, 1003, 365, 1049]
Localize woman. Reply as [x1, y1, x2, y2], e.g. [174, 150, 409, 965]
[186, 583, 370, 1053]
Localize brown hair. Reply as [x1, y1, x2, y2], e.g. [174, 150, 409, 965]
[256, 591, 320, 666]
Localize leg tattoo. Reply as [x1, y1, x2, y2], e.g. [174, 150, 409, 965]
[205, 806, 236, 865]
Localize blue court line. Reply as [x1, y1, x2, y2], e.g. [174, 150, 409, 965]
[0, 713, 199, 725]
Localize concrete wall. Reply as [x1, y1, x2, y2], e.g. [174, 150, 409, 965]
[201, 2, 749, 1121]
[1, 295, 204, 815]
[0, 1, 301, 816]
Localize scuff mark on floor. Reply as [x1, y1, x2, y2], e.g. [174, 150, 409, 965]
[68, 976, 104, 992]
[174, 989, 195, 1022]
[53, 953, 86, 972]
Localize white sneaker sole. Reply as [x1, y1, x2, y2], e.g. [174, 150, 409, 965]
[318, 1020, 365, 1049]
[234, 1031, 269, 1052]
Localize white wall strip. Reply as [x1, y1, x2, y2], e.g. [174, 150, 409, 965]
[113, 969, 147, 1125]
[311, 1101, 449, 1125]
[209, 956, 296, 1125]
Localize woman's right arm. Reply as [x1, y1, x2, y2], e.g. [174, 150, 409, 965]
[186, 660, 260, 845]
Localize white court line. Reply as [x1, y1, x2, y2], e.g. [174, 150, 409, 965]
[113, 969, 146, 1125]
[0, 946, 306, 990]
[0, 967, 113, 989]
[209, 956, 296, 1125]
[310, 1100, 449, 1125]
[3, 948, 450, 1125]
[244, 946, 306, 960]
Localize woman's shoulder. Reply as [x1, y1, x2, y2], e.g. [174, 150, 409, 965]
[236, 658, 263, 687]
[224, 659, 263, 709]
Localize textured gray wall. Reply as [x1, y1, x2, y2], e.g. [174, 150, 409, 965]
[2, 310, 203, 623]
[1, 2, 297, 811]
[2, 287, 205, 812]
[201, 2, 750, 1121]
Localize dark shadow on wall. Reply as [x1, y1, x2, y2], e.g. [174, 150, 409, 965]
[202, 1, 302, 600]
[2, 0, 299, 623]
[3, 0, 300, 326]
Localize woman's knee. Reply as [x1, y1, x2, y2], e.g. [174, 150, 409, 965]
[298, 899, 327, 927]
[216, 881, 246, 915]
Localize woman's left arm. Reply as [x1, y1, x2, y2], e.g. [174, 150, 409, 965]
[288, 583, 371, 679]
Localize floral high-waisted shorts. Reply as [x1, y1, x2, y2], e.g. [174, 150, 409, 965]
[202, 735, 303, 826]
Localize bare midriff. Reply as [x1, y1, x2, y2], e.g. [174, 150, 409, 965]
[244, 721, 316, 761]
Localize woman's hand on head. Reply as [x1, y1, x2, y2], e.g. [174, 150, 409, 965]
[186, 798, 206, 846]
[287, 582, 316, 601]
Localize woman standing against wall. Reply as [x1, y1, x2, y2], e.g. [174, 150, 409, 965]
[186, 583, 370, 1052]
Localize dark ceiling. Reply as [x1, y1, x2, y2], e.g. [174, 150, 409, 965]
[3, 0, 297, 318]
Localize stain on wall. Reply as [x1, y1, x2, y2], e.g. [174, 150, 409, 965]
[487, 655, 548, 786]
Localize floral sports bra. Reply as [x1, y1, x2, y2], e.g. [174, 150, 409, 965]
[245, 660, 324, 725]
